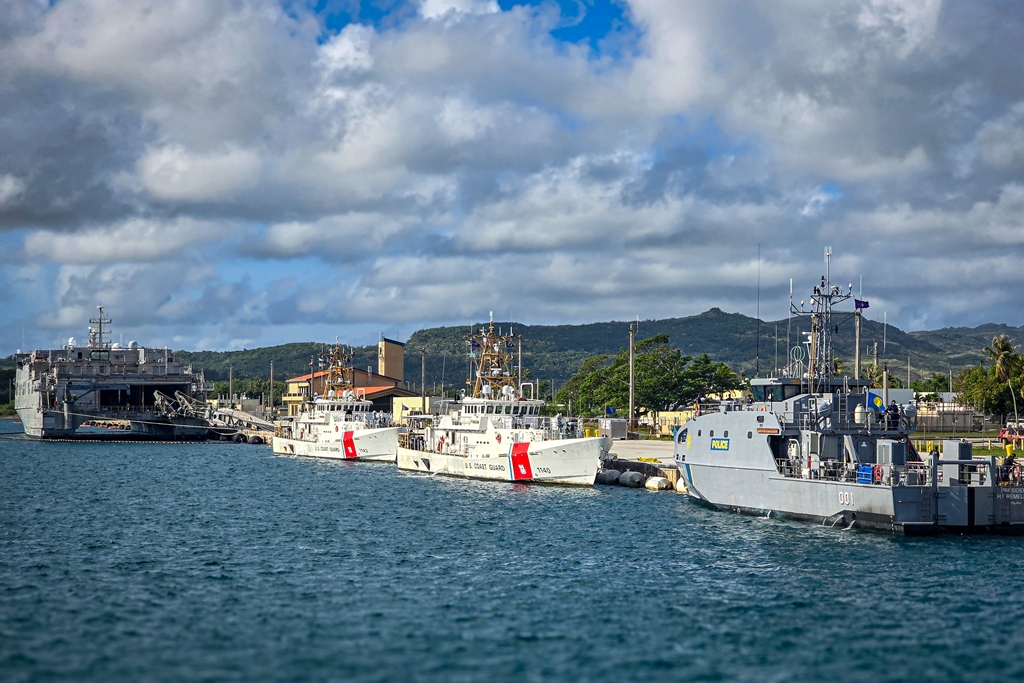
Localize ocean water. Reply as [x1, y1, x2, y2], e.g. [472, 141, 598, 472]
[2, 421, 1024, 683]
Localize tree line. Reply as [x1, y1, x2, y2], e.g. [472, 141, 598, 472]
[953, 334, 1024, 420]
[555, 334, 742, 418]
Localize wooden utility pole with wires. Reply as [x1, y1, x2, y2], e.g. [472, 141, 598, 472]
[420, 347, 426, 413]
[628, 323, 635, 434]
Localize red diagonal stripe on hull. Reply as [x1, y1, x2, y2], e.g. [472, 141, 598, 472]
[343, 431, 357, 459]
[510, 442, 533, 481]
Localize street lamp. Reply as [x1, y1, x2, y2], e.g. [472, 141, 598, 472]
[1010, 379, 1020, 426]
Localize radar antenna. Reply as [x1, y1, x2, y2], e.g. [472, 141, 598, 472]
[466, 319, 518, 398]
[789, 248, 853, 392]
[89, 306, 112, 349]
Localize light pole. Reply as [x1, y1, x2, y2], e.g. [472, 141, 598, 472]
[628, 323, 635, 433]
[1010, 379, 1020, 426]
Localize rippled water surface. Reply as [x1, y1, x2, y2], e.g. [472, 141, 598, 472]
[3, 420, 1024, 682]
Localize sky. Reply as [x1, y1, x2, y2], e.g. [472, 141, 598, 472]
[2, 0, 1024, 354]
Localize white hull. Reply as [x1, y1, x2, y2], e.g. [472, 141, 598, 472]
[272, 426, 398, 462]
[397, 436, 606, 486]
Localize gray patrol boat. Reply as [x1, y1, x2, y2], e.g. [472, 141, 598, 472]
[674, 255, 1024, 535]
[15, 307, 212, 439]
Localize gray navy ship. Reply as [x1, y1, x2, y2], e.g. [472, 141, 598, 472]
[674, 253, 1024, 535]
[15, 307, 212, 439]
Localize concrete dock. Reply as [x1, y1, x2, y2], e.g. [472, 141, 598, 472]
[607, 439, 675, 466]
[603, 439, 681, 487]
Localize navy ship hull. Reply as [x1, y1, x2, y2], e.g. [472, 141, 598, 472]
[675, 409, 1024, 535]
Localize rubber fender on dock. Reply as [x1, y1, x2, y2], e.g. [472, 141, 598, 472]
[675, 478, 688, 494]
[619, 471, 646, 488]
[595, 469, 621, 486]
[233, 433, 247, 443]
[645, 476, 672, 491]
[247, 435, 264, 445]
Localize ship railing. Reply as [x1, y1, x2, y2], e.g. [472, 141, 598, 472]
[901, 462, 933, 487]
[400, 432, 429, 451]
[997, 461, 1024, 487]
[823, 411, 918, 434]
[774, 458, 858, 482]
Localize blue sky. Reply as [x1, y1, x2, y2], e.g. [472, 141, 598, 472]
[2, 0, 1024, 355]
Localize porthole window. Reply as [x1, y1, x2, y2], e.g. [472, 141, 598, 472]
[697, 430, 702, 437]
[747, 431, 752, 439]
[709, 430, 714, 437]
[724, 431, 729, 438]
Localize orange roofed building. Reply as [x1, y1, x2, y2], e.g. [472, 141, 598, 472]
[282, 337, 416, 415]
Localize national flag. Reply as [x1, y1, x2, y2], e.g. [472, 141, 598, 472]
[867, 392, 885, 411]
[855, 299, 870, 309]
[605, 406, 616, 416]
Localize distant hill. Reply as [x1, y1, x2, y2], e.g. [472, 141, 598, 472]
[909, 324, 1024, 367]
[176, 342, 380, 383]
[401, 309, 1013, 389]
[9, 311, 1023, 390]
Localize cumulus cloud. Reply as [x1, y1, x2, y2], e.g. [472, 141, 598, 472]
[23, 217, 243, 263]
[252, 212, 422, 260]
[0, 175, 25, 206]
[137, 145, 263, 201]
[968, 103, 1024, 171]
[3, 0, 1024, 354]
[419, 0, 500, 21]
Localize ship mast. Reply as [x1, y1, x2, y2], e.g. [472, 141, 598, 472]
[466, 312, 518, 399]
[790, 248, 853, 393]
[323, 341, 355, 397]
[89, 306, 112, 349]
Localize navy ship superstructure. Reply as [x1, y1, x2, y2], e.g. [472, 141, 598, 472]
[15, 308, 212, 439]
[674, 254, 1024, 534]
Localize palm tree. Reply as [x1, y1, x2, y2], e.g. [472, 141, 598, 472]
[863, 363, 904, 389]
[983, 334, 1020, 382]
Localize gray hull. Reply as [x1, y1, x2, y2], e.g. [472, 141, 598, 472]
[681, 461, 1024, 535]
[675, 399, 1024, 535]
[16, 406, 209, 440]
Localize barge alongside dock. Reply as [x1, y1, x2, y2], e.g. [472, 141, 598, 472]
[15, 307, 212, 439]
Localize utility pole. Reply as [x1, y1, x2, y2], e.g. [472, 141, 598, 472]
[517, 335, 523, 393]
[774, 324, 778, 376]
[628, 323, 635, 434]
[269, 361, 274, 417]
[854, 308, 862, 380]
[420, 347, 426, 414]
[228, 363, 233, 408]
[755, 243, 760, 377]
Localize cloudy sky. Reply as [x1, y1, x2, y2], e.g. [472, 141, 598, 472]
[2, 0, 1023, 354]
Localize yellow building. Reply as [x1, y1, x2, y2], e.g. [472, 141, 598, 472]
[281, 337, 414, 415]
[644, 390, 747, 437]
[392, 396, 436, 425]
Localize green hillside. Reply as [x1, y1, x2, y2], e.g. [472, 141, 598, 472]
[401, 309, 986, 390]
[8, 312, 1023, 392]
[176, 342, 380, 382]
